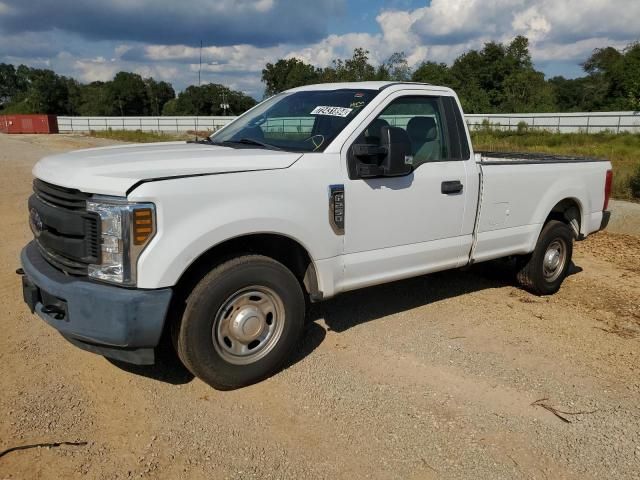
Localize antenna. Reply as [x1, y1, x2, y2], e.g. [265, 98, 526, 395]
[198, 40, 203, 86]
[196, 40, 203, 142]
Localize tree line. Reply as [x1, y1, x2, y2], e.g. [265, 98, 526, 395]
[1, 36, 638, 116]
[262, 37, 640, 113]
[0, 67, 256, 116]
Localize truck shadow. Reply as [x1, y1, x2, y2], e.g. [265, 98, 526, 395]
[306, 260, 582, 334]
[106, 344, 195, 385]
[108, 260, 582, 386]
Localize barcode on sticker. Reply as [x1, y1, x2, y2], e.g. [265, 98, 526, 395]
[310, 106, 353, 117]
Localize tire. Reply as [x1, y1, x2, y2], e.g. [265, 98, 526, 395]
[176, 255, 305, 390]
[516, 220, 574, 295]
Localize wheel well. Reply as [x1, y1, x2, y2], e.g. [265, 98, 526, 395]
[173, 233, 319, 301]
[546, 198, 581, 237]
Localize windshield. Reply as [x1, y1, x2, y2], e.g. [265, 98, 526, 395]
[210, 89, 379, 152]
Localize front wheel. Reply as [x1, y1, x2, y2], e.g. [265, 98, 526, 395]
[516, 220, 574, 295]
[176, 255, 306, 390]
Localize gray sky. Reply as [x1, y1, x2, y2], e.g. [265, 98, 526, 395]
[1, 0, 638, 98]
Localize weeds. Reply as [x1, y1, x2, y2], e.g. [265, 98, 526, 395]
[87, 129, 191, 143]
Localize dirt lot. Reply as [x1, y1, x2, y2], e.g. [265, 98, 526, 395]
[1, 134, 639, 479]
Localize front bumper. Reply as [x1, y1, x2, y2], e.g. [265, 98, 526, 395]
[20, 241, 172, 365]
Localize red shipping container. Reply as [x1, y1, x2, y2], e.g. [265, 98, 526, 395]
[0, 115, 59, 134]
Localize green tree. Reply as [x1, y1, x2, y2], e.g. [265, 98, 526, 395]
[0, 63, 26, 109]
[262, 58, 320, 96]
[381, 52, 411, 81]
[161, 98, 179, 116]
[78, 81, 112, 116]
[412, 61, 456, 86]
[64, 78, 83, 115]
[572, 42, 640, 110]
[341, 48, 376, 81]
[145, 78, 175, 116]
[2, 67, 71, 114]
[502, 70, 555, 112]
[169, 83, 256, 116]
[316, 48, 380, 83]
[548, 76, 589, 111]
[447, 36, 555, 112]
[108, 72, 150, 115]
[620, 43, 640, 110]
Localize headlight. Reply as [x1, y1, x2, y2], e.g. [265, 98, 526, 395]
[87, 199, 156, 285]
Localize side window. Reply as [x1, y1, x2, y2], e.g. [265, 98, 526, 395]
[354, 96, 448, 169]
[442, 96, 470, 160]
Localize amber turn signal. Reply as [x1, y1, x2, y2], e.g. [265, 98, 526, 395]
[133, 208, 153, 245]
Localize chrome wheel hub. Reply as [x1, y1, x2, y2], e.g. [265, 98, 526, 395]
[544, 249, 561, 271]
[230, 306, 265, 342]
[542, 239, 566, 282]
[212, 286, 285, 365]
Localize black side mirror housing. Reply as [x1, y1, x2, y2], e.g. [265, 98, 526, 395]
[349, 126, 413, 179]
[379, 126, 413, 177]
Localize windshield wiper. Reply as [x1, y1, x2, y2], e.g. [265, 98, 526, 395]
[221, 138, 282, 150]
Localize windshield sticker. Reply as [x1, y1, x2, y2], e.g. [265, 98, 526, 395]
[349, 100, 365, 109]
[310, 106, 353, 117]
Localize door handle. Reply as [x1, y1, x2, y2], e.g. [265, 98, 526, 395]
[441, 180, 463, 194]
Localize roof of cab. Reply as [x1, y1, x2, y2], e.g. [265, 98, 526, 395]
[286, 81, 454, 94]
[288, 81, 395, 92]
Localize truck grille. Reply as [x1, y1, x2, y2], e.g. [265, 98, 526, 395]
[29, 180, 101, 275]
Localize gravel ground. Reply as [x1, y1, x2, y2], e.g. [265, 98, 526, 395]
[1, 134, 639, 480]
[609, 199, 640, 236]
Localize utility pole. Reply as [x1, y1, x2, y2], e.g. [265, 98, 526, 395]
[220, 92, 230, 116]
[196, 40, 203, 142]
[198, 40, 203, 86]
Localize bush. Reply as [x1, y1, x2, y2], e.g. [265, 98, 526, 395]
[630, 164, 640, 199]
[516, 121, 529, 134]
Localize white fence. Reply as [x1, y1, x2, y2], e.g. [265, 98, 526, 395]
[57, 116, 233, 134]
[465, 111, 640, 133]
[57, 111, 640, 134]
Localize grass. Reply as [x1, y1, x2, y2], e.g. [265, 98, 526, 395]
[85, 128, 640, 200]
[87, 129, 193, 143]
[471, 129, 640, 199]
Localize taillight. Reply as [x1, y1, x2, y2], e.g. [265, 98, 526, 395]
[603, 169, 612, 211]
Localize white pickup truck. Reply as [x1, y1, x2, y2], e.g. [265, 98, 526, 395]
[20, 82, 612, 389]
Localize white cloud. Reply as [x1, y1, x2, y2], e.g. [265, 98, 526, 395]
[530, 37, 631, 63]
[511, 6, 551, 42]
[73, 57, 119, 83]
[1, 0, 638, 98]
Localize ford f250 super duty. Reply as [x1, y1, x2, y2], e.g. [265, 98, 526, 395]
[19, 82, 612, 389]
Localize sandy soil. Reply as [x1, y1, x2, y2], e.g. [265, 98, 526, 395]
[1, 134, 639, 479]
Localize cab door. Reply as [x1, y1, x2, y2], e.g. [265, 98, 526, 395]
[338, 92, 473, 291]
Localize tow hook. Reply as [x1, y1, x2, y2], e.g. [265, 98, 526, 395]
[41, 305, 66, 320]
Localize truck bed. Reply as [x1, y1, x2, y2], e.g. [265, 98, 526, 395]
[478, 151, 609, 165]
[471, 151, 611, 264]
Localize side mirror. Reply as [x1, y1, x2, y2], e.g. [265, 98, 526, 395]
[348, 126, 413, 179]
[379, 126, 413, 177]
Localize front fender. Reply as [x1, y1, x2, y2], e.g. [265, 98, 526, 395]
[128, 166, 342, 289]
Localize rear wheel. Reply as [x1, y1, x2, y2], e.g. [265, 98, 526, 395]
[176, 255, 305, 389]
[516, 220, 574, 295]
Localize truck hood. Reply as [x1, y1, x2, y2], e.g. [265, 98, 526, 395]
[33, 141, 303, 196]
